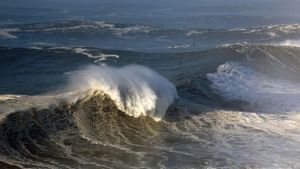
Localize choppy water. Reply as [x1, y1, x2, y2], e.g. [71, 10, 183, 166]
[1, 1, 300, 168]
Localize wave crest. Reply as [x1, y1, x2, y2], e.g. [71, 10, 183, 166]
[69, 65, 178, 121]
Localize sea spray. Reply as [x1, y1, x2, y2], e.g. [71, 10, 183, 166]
[69, 64, 179, 121]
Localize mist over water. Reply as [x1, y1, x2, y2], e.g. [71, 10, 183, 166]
[1, 1, 300, 169]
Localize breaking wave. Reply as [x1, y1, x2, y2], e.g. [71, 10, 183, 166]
[68, 65, 178, 121]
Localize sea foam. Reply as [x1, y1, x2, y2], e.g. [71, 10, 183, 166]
[277, 39, 300, 47]
[207, 62, 300, 113]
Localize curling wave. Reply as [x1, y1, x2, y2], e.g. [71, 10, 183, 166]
[68, 65, 179, 121]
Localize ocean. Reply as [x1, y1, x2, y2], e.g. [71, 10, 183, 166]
[1, 0, 300, 168]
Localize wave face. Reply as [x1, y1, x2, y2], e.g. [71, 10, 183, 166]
[1, 44, 300, 168]
[0, 93, 167, 168]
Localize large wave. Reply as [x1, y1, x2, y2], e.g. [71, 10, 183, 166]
[68, 65, 178, 121]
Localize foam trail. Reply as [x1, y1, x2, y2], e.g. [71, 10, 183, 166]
[69, 65, 179, 121]
[74, 48, 119, 63]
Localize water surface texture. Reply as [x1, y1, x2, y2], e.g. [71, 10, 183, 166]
[1, 0, 300, 168]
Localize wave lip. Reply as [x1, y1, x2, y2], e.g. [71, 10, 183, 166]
[69, 65, 179, 121]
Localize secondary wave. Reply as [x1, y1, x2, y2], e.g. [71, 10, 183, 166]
[207, 62, 300, 113]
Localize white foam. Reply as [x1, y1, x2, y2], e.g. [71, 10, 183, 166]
[0, 95, 21, 101]
[21, 21, 152, 37]
[31, 42, 57, 46]
[74, 48, 119, 63]
[174, 109, 300, 168]
[267, 31, 278, 38]
[207, 62, 300, 113]
[168, 44, 190, 49]
[0, 92, 87, 119]
[185, 30, 203, 36]
[69, 65, 179, 121]
[258, 24, 300, 34]
[274, 24, 300, 33]
[0, 94, 59, 119]
[277, 39, 300, 47]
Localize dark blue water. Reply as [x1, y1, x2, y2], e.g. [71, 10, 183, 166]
[1, 0, 300, 52]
